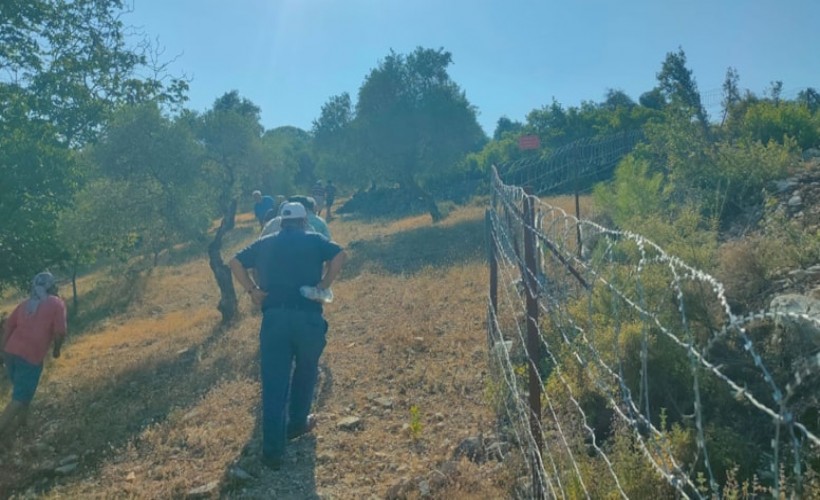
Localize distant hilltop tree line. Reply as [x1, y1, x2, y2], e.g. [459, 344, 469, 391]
[1, 2, 819, 322]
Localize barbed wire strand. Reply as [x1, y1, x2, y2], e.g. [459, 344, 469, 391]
[491, 211, 631, 499]
[487, 162, 820, 498]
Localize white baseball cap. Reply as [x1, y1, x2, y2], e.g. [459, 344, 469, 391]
[279, 202, 307, 219]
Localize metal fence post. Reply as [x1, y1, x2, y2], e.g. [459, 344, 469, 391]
[523, 191, 545, 499]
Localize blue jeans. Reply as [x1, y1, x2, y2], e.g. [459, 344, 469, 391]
[259, 307, 327, 460]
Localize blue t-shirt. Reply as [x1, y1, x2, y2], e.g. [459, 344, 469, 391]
[253, 195, 275, 223]
[308, 214, 331, 239]
[235, 227, 342, 312]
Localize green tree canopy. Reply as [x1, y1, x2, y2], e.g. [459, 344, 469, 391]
[493, 116, 524, 141]
[656, 47, 709, 133]
[0, 0, 186, 290]
[0, 102, 76, 289]
[526, 99, 602, 147]
[740, 101, 820, 149]
[259, 126, 310, 195]
[91, 102, 210, 260]
[350, 47, 486, 220]
[312, 93, 356, 185]
[1, 0, 187, 146]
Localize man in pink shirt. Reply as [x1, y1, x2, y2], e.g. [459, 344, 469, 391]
[1, 272, 67, 441]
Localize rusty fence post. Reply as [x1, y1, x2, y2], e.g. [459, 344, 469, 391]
[523, 191, 545, 499]
[486, 208, 498, 347]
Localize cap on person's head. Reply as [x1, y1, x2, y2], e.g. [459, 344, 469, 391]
[252, 190, 262, 197]
[279, 202, 307, 220]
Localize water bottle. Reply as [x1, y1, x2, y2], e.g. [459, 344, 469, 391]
[300, 286, 334, 303]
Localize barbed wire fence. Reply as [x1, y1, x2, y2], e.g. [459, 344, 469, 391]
[485, 137, 820, 498]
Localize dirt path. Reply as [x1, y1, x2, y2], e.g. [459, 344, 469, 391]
[1, 207, 510, 499]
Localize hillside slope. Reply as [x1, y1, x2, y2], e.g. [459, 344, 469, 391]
[1, 204, 513, 499]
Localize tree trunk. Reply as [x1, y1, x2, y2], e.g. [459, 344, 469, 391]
[402, 175, 443, 222]
[71, 262, 78, 320]
[208, 198, 238, 324]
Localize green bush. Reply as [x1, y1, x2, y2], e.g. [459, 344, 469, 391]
[593, 155, 667, 228]
[601, 113, 800, 231]
[711, 138, 798, 217]
[741, 101, 820, 150]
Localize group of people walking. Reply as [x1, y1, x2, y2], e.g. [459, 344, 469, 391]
[253, 180, 337, 229]
[2, 180, 346, 473]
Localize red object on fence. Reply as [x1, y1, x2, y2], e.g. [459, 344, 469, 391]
[518, 135, 541, 150]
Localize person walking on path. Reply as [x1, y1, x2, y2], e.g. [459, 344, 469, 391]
[261, 196, 331, 240]
[324, 180, 337, 220]
[252, 190, 275, 228]
[290, 196, 330, 240]
[1, 272, 67, 441]
[311, 181, 326, 215]
[229, 202, 346, 469]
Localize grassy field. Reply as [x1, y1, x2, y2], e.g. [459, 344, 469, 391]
[2, 198, 600, 498]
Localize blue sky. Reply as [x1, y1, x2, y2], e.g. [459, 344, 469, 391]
[127, 0, 819, 136]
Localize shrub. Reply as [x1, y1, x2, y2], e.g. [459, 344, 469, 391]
[593, 155, 667, 228]
[741, 101, 820, 150]
[711, 138, 798, 220]
[716, 238, 770, 312]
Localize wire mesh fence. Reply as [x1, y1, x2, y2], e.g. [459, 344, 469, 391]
[486, 163, 820, 499]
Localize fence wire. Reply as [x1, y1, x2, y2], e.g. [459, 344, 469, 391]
[486, 165, 820, 499]
[498, 130, 645, 196]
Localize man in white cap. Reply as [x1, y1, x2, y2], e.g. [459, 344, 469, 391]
[229, 202, 346, 470]
[260, 196, 330, 240]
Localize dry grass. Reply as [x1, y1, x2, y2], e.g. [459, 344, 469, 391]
[0, 200, 520, 499]
[536, 194, 595, 219]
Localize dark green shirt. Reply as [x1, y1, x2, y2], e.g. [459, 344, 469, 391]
[235, 227, 342, 312]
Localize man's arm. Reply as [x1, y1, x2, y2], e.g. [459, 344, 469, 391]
[318, 250, 347, 290]
[229, 258, 267, 305]
[53, 336, 64, 358]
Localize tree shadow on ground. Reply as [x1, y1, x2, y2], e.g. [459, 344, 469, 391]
[342, 217, 487, 278]
[67, 271, 149, 339]
[66, 222, 258, 340]
[0, 321, 249, 498]
[335, 209, 430, 225]
[221, 413, 319, 499]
